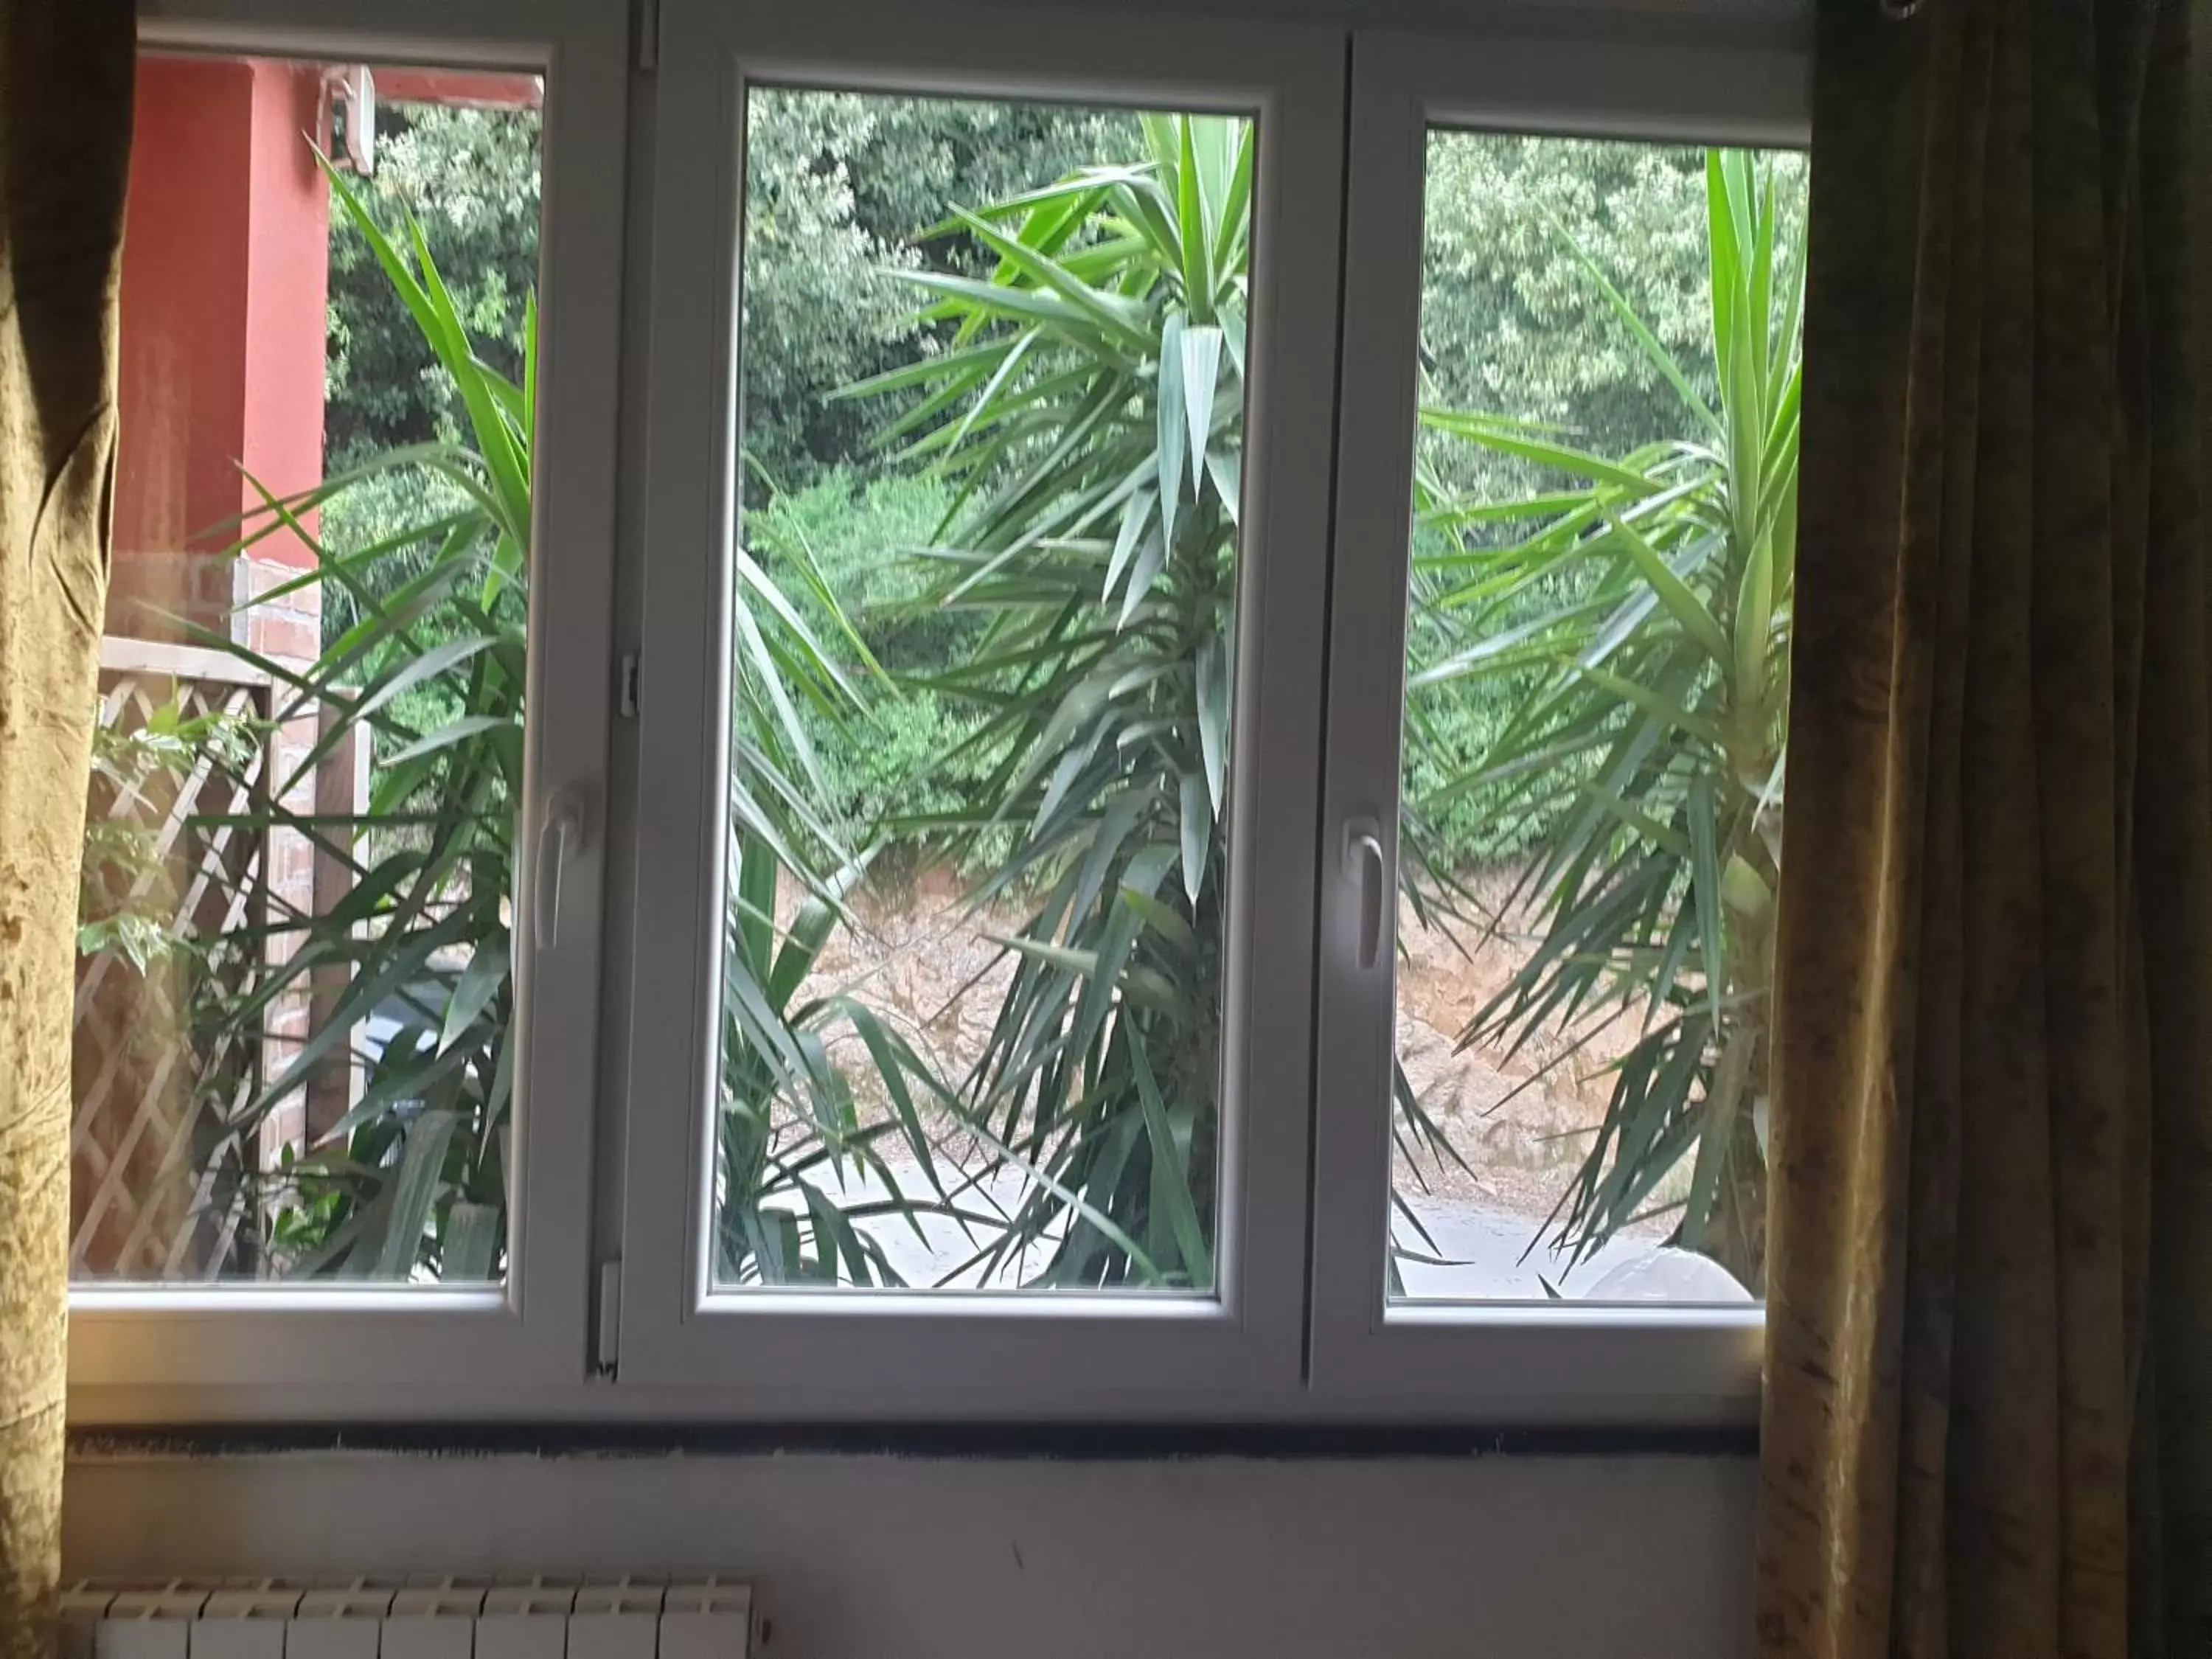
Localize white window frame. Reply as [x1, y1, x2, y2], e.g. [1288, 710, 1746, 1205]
[1307, 24, 1809, 1425]
[68, 0, 628, 1422]
[63, 0, 1823, 1430]
[613, 0, 1346, 1413]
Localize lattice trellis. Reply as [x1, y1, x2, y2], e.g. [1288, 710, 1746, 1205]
[70, 638, 273, 1280]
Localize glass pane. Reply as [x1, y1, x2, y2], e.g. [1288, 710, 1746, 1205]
[1388, 133, 1806, 1304]
[74, 53, 543, 1282]
[717, 88, 1251, 1293]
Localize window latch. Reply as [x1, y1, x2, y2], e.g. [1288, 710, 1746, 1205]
[1344, 816, 1386, 972]
[594, 1259, 622, 1379]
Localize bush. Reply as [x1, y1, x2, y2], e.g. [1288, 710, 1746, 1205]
[746, 472, 998, 846]
[740, 93, 1145, 494]
[748, 470, 974, 672]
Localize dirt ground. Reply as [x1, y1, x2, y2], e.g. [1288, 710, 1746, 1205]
[785, 863, 1649, 1239]
[1389, 867, 1647, 1228]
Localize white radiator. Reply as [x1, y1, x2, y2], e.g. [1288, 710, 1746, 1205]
[60, 1580, 752, 1659]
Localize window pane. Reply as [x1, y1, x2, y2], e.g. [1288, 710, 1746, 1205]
[1389, 133, 1805, 1304]
[73, 53, 543, 1282]
[717, 89, 1251, 1293]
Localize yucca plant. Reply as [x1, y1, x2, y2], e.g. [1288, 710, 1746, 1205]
[1406, 150, 1799, 1291]
[712, 507, 974, 1287]
[193, 152, 540, 1279]
[197, 154, 913, 1280]
[836, 113, 1251, 1289]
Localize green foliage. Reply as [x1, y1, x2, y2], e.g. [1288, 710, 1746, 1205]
[326, 104, 541, 474]
[1406, 150, 1801, 1289]
[714, 832, 985, 1286]
[1405, 136, 1805, 872]
[740, 94, 921, 499]
[206, 153, 541, 1278]
[320, 102, 541, 668]
[751, 471, 972, 669]
[709, 465, 964, 1287]
[195, 153, 914, 1282]
[745, 473, 993, 844]
[741, 91, 1143, 493]
[1418, 136, 1804, 497]
[77, 700, 259, 974]
[839, 112, 1252, 1287]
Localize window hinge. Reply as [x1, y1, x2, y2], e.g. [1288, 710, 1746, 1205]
[636, 0, 661, 72]
[593, 1258, 622, 1379]
[619, 651, 641, 720]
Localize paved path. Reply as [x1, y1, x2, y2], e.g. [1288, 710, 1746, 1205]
[1391, 1199, 1660, 1300]
[762, 1158, 1742, 1302]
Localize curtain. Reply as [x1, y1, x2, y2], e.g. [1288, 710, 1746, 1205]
[1756, 0, 2212, 1652]
[0, 4, 136, 1656]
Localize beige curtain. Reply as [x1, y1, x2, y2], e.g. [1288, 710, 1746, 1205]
[1756, 0, 2212, 1652]
[0, 4, 136, 1656]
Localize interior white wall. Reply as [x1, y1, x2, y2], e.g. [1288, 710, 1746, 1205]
[66, 1451, 1755, 1659]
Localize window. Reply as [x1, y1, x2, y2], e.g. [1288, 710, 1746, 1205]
[1310, 29, 1806, 1415]
[615, 0, 1343, 1402]
[1384, 128, 1806, 1307]
[69, 0, 1808, 1424]
[712, 86, 1253, 1298]
[81, 49, 547, 1290]
[69, 0, 627, 1408]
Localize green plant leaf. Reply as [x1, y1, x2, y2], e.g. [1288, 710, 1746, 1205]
[1130, 1029, 1212, 1286]
[1603, 511, 1733, 666]
[1157, 310, 1187, 550]
[1178, 324, 1223, 497]
[439, 947, 507, 1057]
[367, 1109, 459, 1281]
[1195, 635, 1228, 817]
[1178, 768, 1211, 907]
[442, 1202, 502, 1281]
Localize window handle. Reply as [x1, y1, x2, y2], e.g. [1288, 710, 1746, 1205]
[1344, 816, 1386, 972]
[535, 787, 588, 952]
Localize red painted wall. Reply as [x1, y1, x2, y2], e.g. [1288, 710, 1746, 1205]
[241, 60, 332, 564]
[114, 59, 254, 562]
[374, 68, 540, 109]
[114, 57, 330, 572]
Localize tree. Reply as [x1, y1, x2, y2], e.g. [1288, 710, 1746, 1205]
[839, 113, 1251, 1287]
[1418, 136, 1804, 499]
[1405, 150, 1801, 1290]
[325, 103, 541, 472]
[740, 91, 1142, 493]
[319, 103, 543, 643]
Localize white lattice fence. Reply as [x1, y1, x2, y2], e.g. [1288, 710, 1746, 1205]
[70, 637, 274, 1280]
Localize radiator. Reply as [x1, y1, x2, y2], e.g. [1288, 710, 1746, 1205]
[60, 1580, 752, 1659]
